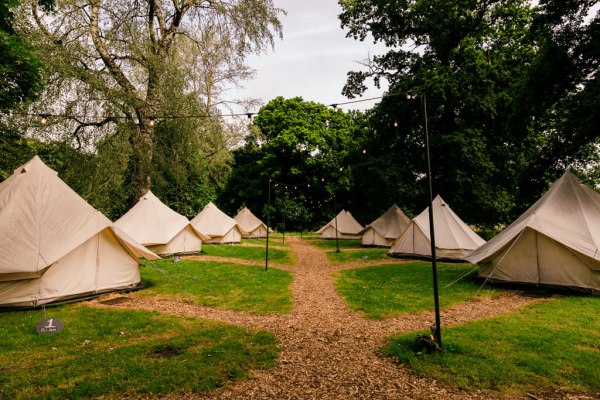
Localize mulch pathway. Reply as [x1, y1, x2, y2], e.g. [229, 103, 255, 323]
[92, 237, 556, 399]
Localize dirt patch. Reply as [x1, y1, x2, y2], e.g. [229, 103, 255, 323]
[151, 345, 183, 359]
[97, 296, 131, 305]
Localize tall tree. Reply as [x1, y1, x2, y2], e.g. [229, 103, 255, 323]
[16, 0, 282, 200]
[339, 0, 598, 226]
[508, 0, 600, 207]
[219, 97, 365, 230]
[0, 0, 54, 179]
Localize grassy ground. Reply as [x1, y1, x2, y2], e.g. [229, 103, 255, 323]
[305, 238, 363, 251]
[242, 236, 290, 247]
[335, 263, 498, 318]
[382, 296, 600, 396]
[326, 247, 391, 265]
[0, 304, 277, 399]
[141, 259, 293, 314]
[202, 243, 294, 265]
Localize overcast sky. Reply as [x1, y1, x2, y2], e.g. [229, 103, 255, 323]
[230, 0, 389, 113]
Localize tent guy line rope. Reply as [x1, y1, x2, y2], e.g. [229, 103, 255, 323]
[145, 264, 196, 303]
[444, 266, 479, 289]
[475, 228, 525, 296]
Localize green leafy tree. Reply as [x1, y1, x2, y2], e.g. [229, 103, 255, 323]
[16, 0, 282, 202]
[507, 0, 600, 207]
[0, 0, 53, 180]
[219, 97, 364, 230]
[339, 0, 598, 226]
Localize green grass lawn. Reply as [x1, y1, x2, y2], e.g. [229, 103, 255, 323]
[141, 259, 293, 314]
[305, 238, 363, 251]
[242, 237, 290, 247]
[382, 296, 600, 395]
[202, 243, 294, 265]
[335, 263, 499, 318]
[0, 304, 277, 399]
[326, 247, 391, 265]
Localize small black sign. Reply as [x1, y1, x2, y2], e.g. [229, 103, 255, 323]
[36, 318, 64, 335]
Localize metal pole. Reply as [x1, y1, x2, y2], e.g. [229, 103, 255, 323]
[265, 179, 271, 271]
[281, 186, 288, 244]
[423, 87, 442, 347]
[334, 194, 339, 253]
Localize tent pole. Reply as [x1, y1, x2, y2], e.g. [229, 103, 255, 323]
[265, 178, 271, 271]
[423, 86, 442, 347]
[334, 194, 339, 253]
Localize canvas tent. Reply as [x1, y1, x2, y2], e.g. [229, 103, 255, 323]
[318, 210, 364, 240]
[389, 195, 486, 261]
[234, 207, 268, 238]
[361, 204, 411, 247]
[116, 190, 209, 256]
[191, 202, 248, 243]
[465, 171, 600, 293]
[0, 156, 159, 308]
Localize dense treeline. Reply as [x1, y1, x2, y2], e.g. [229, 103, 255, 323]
[1, 0, 598, 230]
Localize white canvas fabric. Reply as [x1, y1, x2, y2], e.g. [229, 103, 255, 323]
[389, 195, 486, 260]
[0, 156, 159, 307]
[234, 207, 268, 238]
[116, 190, 208, 255]
[361, 204, 411, 247]
[191, 202, 248, 243]
[465, 171, 600, 292]
[317, 210, 364, 240]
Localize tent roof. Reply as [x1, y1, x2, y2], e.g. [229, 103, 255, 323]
[234, 207, 267, 233]
[413, 195, 485, 250]
[191, 202, 248, 237]
[466, 171, 600, 263]
[317, 210, 363, 235]
[116, 190, 208, 245]
[362, 204, 410, 239]
[0, 156, 158, 277]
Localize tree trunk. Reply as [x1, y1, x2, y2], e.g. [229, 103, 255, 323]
[127, 120, 154, 203]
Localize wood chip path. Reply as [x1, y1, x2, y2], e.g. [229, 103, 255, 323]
[92, 237, 552, 399]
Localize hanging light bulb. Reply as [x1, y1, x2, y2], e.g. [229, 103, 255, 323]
[362, 149, 366, 154]
[148, 116, 156, 127]
[39, 114, 48, 124]
[406, 93, 413, 100]
[393, 121, 398, 128]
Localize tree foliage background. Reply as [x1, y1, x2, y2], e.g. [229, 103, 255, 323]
[0, 0, 597, 230]
[218, 96, 367, 230]
[1, 0, 282, 219]
[337, 0, 599, 227]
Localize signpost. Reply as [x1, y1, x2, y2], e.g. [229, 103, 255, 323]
[36, 318, 64, 335]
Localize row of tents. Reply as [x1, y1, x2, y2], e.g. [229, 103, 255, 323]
[1, 156, 599, 307]
[115, 191, 269, 255]
[318, 196, 485, 260]
[318, 171, 600, 294]
[0, 157, 269, 308]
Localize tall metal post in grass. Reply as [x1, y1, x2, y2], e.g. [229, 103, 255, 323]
[334, 194, 339, 253]
[265, 178, 271, 272]
[421, 86, 442, 347]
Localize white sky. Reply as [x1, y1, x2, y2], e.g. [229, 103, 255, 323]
[230, 0, 389, 113]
